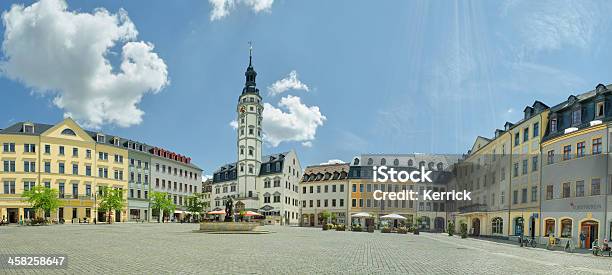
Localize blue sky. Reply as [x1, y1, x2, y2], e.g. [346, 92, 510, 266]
[0, 0, 611, 176]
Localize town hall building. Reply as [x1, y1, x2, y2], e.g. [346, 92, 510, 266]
[211, 50, 302, 225]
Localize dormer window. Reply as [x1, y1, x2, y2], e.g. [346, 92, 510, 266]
[97, 134, 105, 143]
[113, 138, 119, 146]
[61, 128, 76, 136]
[550, 118, 557, 132]
[571, 109, 581, 125]
[23, 123, 34, 133]
[596, 101, 605, 118]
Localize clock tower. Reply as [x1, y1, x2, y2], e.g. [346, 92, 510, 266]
[236, 46, 263, 202]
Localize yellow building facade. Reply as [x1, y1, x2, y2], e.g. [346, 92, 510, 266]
[0, 118, 128, 223]
[507, 102, 548, 239]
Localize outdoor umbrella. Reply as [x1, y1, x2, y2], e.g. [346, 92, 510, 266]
[244, 211, 262, 217]
[380, 214, 407, 220]
[207, 210, 226, 215]
[351, 212, 372, 218]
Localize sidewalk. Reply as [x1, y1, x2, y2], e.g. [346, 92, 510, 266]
[470, 234, 595, 255]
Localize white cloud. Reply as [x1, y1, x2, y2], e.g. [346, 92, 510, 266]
[320, 159, 345, 165]
[267, 70, 309, 96]
[301, 141, 312, 147]
[1, 0, 168, 129]
[209, 0, 273, 21]
[262, 95, 326, 147]
[229, 120, 238, 129]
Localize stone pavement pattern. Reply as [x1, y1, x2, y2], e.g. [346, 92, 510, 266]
[1, 224, 612, 274]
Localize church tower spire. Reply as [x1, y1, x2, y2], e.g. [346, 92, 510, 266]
[243, 42, 258, 95]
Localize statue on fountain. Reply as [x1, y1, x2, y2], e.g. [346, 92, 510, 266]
[224, 197, 234, 222]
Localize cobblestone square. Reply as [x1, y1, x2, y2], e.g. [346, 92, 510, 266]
[1, 224, 611, 274]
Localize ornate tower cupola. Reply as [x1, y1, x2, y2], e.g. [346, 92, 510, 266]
[243, 46, 259, 95]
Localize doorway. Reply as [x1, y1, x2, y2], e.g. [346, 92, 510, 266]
[581, 220, 599, 249]
[529, 217, 536, 238]
[434, 217, 445, 232]
[115, 210, 121, 222]
[472, 218, 481, 236]
[7, 208, 18, 223]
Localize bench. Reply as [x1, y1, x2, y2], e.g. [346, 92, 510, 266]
[593, 246, 612, 257]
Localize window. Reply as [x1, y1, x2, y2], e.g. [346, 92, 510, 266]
[3, 181, 15, 194]
[352, 184, 356, 192]
[72, 184, 79, 198]
[58, 163, 65, 174]
[72, 148, 78, 157]
[72, 164, 78, 175]
[3, 143, 15, 152]
[23, 161, 35, 173]
[572, 109, 581, 125]
[501, 191, 505, 204]
[59, 183, 65, 198]
[591, 179, 601, 195]
[44, 162, 51, 173]
[596, 101, 605, 117]
[85, 165, 91, 176]
[533, 122, 539, 137]
[44, 144, 50, 154]
[521, 188, 527, 203]
[86, 150, 91, 159]
[522, 159, 528, 175]
[514, 133, 519, 146]
[86, 184, 91, 196]
[523, 128, 529, 142]
[562, 182, 570, 198]
[592, 138, 602, 155]
[513, 190, 518, 204]
[560, 219, 572, 238]
[23, 181, 35, 192]
[61, 128, 76, 136]
[563, 145, 571, 160]
[531, 186, 537, 202]
[532, 156, 538, 171]
[340, 184, 344, 192]
[547, 150, 554, 165]
[576, 142, 585, 158]
[492, 217, 503, 234]
[23, 144, 35, 153]
[340, 199, 344, 207]
[550, 118, 557, 132]
[576, 180, 584, 197]
[59, 146, 65, 155]
[546, 185, 553, 200]
[513, 163, 518, 177]
[545, 219, 555, 236]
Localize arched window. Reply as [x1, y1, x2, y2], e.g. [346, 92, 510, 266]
[393, 159, 399, 166]
[353, 158, 360, 165]
[419, 161, 425, 168]
[61, 128, 76, 136]
[491, 217, 503, 234]
[544, 219, 555, 237]
[367, 158, 373, 165]
[380, 158, 386, 166]
[428, 162, 434, 170]
[408, 159, 414, 167]
[437, 162, 444, 171]
[561, 219, 572, 238]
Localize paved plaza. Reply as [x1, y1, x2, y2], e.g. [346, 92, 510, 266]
[1, 224, 612, 274]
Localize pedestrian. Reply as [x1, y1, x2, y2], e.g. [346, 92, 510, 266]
[580, 231, 586, 248]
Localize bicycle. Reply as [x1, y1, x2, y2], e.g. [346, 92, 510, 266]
[522, 237, 538, 248]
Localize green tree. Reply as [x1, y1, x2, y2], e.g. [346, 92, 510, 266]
[320, 210, 331, 225]
[150, 191, 175, 223]
[22, 185, 61, 222]
[447, 221, 455, 236]
[186, 195, 204, 220]
[98, 186, 125, 224]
